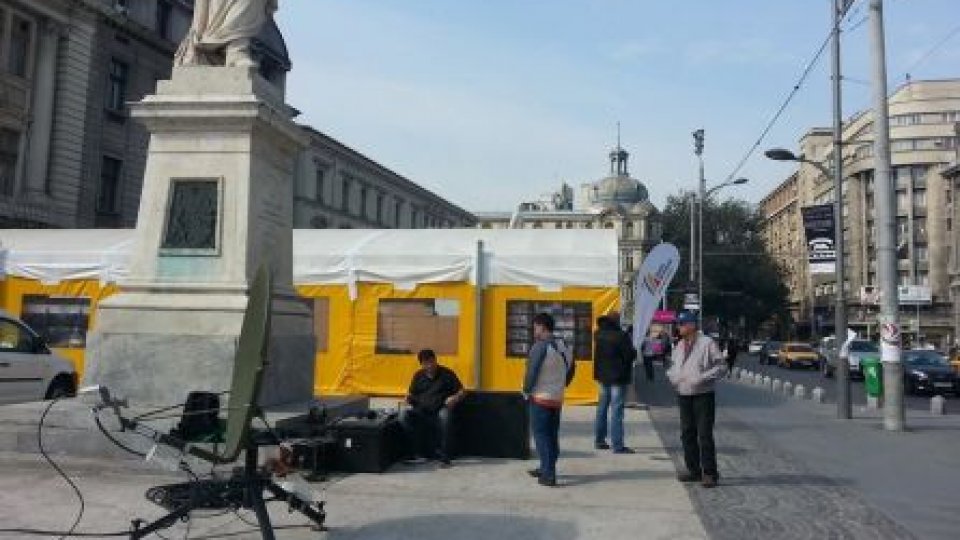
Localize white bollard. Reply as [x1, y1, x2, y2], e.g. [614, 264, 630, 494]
[754, 373, 764, 385]
[931, 395, 946, 415]
[811, 387, 825, 403]
[772, 379, 782, 392]
[794, 384, 807, 399]
[762, 376, 772, 388]
[866, 395, 881, 409]
[783, 381, 793, 395]
[733, 367, 741, 378]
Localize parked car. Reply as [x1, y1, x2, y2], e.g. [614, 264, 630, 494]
[821, 338, 878, 379]
[0, 310, 77, 405]
[902, 350, 958, 395]
[748, 340, 765, 355]
[777, 342, 820, 370]
[760, 341, 783, 365]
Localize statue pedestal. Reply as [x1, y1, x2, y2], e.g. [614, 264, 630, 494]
[85, 66, 314, 407]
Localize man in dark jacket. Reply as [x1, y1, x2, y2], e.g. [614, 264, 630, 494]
[592, 313, 637, 453]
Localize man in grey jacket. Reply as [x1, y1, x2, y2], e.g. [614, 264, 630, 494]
[665, 310, 726, 488]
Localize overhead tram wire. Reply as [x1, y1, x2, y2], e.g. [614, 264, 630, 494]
[903, 23, 960, 80]
[722, 2, 864, 184]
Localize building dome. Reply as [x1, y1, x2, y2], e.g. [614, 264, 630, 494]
[588, 145, 649, 208]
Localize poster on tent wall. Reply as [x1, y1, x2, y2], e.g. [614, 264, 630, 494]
[801, 204, 837, 274]
[633, 243, 680, 349]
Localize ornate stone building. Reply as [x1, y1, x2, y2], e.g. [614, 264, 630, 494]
[475, 145, 662, 322]
[0, 0, 194, 228]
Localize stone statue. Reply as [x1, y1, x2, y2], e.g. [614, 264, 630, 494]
[175, 0, 278, 68]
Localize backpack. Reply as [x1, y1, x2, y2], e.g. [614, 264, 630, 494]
[550, 340, 576, 387]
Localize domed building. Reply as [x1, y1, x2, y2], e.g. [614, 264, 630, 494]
[475, 144, 663, 323]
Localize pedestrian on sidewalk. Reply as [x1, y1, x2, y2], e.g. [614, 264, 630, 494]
[723, 337, 739, 377]
[666, 310, 726, 488]
[640, 334, 657, 382]
[593, 313, 637, 453]
[523, 312, 575, 487]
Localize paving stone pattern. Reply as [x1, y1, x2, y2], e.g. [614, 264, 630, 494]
[642, 374, 916, 540]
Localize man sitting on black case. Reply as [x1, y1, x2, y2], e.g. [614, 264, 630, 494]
[401, 349, 466, 467]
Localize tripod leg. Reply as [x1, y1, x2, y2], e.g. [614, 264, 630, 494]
[129, 505, 192, 539]
[249, 484, 276, 540]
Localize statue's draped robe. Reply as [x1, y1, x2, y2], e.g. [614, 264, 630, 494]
[175, 0, 278, 66]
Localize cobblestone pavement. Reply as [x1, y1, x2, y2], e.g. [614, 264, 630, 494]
[638, 364, 958, 540]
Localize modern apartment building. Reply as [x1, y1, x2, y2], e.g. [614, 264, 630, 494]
[762, 79, 960, 347]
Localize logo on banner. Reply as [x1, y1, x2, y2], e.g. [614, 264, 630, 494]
[633, 244, 680, 349]
[642, 260, 674, 297]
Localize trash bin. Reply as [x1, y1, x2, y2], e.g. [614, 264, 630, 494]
[861, 357, 883, 398]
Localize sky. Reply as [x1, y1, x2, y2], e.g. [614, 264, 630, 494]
[277, 0, 960, 212]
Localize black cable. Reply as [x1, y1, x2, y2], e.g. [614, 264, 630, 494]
[94, 411, 148, 458]
[40, 398, 83, 540]
[0, 528, 130, 538]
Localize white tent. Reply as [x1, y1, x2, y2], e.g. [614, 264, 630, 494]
[0, 229, 133, 284]
[1, 229, 618, 292]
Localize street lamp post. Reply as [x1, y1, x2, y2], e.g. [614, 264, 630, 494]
[694, 130, 705, 327]
[700, 176, 749, 330]
[765, 147, 851, 419]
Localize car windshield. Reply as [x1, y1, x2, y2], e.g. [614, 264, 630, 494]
[905, 352, 948, 367]
[849, 341, 878, 353]
[786, 345, 814, 353]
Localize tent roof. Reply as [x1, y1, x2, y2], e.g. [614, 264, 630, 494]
[1, 229, 618, 290]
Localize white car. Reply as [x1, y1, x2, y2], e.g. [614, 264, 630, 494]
[0, 310, 77, 405]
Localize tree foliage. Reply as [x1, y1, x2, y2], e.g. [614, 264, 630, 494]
[661, 191, 790, 338]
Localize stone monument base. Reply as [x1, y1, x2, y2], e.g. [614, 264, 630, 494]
[86, 290, 314, 407]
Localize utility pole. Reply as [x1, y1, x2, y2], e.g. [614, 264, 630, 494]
[694, 129, 705, 327]
[833, 0, 852, 419]
[870, 0, 904, 431]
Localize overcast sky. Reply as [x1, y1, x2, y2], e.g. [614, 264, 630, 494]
[277, 0, 960, 212]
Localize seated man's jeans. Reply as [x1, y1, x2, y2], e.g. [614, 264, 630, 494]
[399, 406, 454, 459]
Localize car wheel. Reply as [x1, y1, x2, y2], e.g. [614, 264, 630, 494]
[45, 377, 75, 400]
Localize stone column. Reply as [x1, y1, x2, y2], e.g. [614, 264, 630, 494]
[24, 20, 61, 195]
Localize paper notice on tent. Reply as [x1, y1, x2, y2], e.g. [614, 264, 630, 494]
[801, 204, 836, 274]
[633, 243, 680, 348]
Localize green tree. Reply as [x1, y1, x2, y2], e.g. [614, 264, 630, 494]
[660, 191, 790, 338]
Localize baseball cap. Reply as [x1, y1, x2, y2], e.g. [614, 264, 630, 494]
[676, 311, 698, 324]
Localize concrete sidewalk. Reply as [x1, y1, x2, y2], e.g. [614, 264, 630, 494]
[0, 404, 706, 539]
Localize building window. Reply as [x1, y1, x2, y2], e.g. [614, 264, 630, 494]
[340, 177, 350, 211]
[314, 167, 325, 204]
[916, 246, 928, 262]
[376, 299, 460, 355]
[376, 193, 384, 224]
[411, 209, 419, 228]
[106, 59, 129, 112]
[156, 0, 173, 41]
[395, 199, 403, 227]
[625, 222, 635, 238]
[913, 190, 926, 207]
[918, 272, 929, 287]
[358, 186, 367, 218]
[624, 254, 634, 273]
[505, 301, 593, 360]
[7, 14, 32, 78]
[97, 157, 122, 214]
[0, 128, 20, 196]
[20, 296, 91, 348]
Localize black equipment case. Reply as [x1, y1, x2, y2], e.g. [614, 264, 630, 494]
[330, 413, 406, 473]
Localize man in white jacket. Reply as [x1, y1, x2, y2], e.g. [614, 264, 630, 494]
[666, 311, 726, 488]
